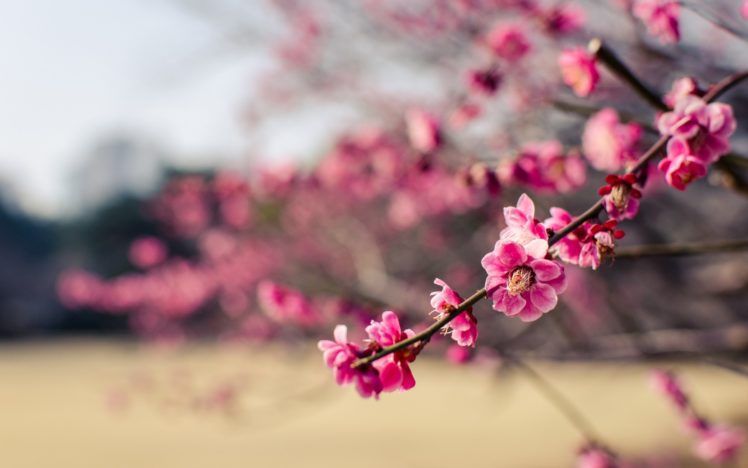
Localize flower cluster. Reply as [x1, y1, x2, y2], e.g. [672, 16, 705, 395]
[651, 370, 745, 463]
[499, 140, 587, 194]
[582, 109, 642, 173]
[657, 95, 736, 190]
[633, 0, 680, 44]
[545, 209, 625, 270]
[559, 47, 599, 97]
[318, 311, 418, 399]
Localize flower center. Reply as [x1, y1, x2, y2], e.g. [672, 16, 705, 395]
[507, 266, 535, 296]
[610, 183, 630, 211]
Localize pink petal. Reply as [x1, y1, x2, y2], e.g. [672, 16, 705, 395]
[529, 259, 562, 281]
[529, 283, 558, 313]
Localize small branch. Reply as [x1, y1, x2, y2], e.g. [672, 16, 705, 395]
[351, 288, 487, 368]
[507, 355, 604, 443]
[615, 239, 748, 259]
[588, 38, 667, 111]
[703, 70, 748, 102]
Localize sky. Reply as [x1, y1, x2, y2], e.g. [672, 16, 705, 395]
[0, 0, 278, 217]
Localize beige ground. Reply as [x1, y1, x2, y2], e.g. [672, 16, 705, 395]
[0, 340, 746, 468]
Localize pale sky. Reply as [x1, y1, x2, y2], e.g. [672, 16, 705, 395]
[0, 0, 282, 217]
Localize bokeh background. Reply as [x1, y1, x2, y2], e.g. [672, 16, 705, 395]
[1, 1, 748, 467]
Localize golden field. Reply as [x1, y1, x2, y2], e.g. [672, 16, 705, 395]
[0, 340, 746, 468]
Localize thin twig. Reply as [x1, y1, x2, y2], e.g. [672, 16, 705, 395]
[615, 239, 748, 258]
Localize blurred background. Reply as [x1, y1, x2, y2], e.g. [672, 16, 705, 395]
[1, 1, 748, 466]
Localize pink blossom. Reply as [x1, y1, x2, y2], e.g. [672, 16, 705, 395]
[694, 426, 745, 463]
[466, 68, 502, 96]
[318, 325, 383, 398]
[430, 278, 478, 347]
[484, 23, 532, 61]
[650, 369, 689, 411]
[481, 239, 566, 322]
[599, 174, 642, 221]
[743, 1, 748, 20]
[500, 193, 548, 246]
[658, 95, 736, 164]
[657, 139, 708, 191]
[365, 311, 417, 392]
[257, 281, 318, 326]
[129, 237, 168, 269]
[499, 141, 587, 194]
[544, 207, 585, 265]
[582, 108, 641, 172]
[541, 3, 586, 35]
[664, 77, 702, 108]
[559, 48, 599, 97]
[445, 344, 473, 364]
[577, 446, 617, 468]
[545, 213, 624, 269]
[633, 0, 680, 44]
[406, 108, 441, 153]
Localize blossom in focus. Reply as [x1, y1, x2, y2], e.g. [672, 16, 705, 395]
[657, 139, 708, 191]
[694, 425, 746, 464]
[365, 311, 417, 392]
[484, 22, 532, 61]
[500, 193, 549, 246]
[545, 212, 624, 269]
[599, 174, 642, 221]
[582, 108, 641, 172]
[430, 278, 477, 347]
[633, 0, 680, 44]
[318, 325, 383, 398]
[406, 108, 441, 153]
[658, 95, 736, 164]
[559, 48, 599, 97]
[481, 239, 566, 322]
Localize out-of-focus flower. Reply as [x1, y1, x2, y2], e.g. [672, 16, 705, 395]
[657, 139, 708, 191]
[430, 278, 477, 347]
[559, 48, 599, 97]
[499, 141, 587, 194]
[650, 370, 689, 411]
[406, 108, 442, 153]
[582, 108, 641, 172]
[129, 237, 168, 269]
[633, 0, 680, 44]
[257, 281, 319, 326]
[694, 425, 745, 464]
[466, 68, 502, 96]
[449, 103, 482, 129]
[482, 239, 566, 322]
[664, 77, 702, 108]
[484, 22, 532, 61]
[541, 3, 586, 35]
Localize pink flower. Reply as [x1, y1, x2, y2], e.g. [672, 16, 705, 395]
[318, 325, 383, 398]
[664, 77, 702, 108]
[577, 446, 617, 468]
[406, 108, 441, 153]
[743, 1, 748, 20]
[559, 48, 599, 97]
[544, 207, 585, 265]
[257, 281, 318, 325]
[599, 174, 642, 221]
[500, 193, 549, 246]
[658, 95, 736, 164]
[484, 23, 532, 61]
[499, 141, 587, 194]
[542, 3, 586, 35]
[430, 278, 478, 347]
[365, 311, 417, 392]
[466, 68, 502, 96]
[445, 344, 473, 364]
[633, 0, 680, 44]
[694, 426, 745, 463]
[650, 369, 689, 411]
[545, 213, 624, 269]
[129, 237, 168, 269]
[481, 239, 566, 322]
[657, 139, 708, 191]
[582, 108, 641, 172]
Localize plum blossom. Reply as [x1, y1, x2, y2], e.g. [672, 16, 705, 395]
[406, 108, 441, 153]
[664, 77, 702, 108]
[541, 3, 586, 35]
[599, 174, 642, 221]
[430, 278, 477, 347]
[484, 23, 531, 61]
[481, 239, 566, 322]
[545, 211, 624, 269]
[633, 0, 680, 44]
[365, 311, 418, 392]
[318, 325, 382, 398]
[658, 95, 736, 164]
[257, 281, 318, 325]
[466, 68, 502, 96]
[694, 426, 746, 464]
[500, 193, 548, 245]
[499, 141, 587, 194]
[559, 48, 599, 97]
[657, 139, 708, 191]
[582, 109, 641, 172]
